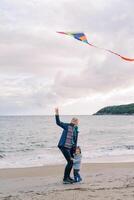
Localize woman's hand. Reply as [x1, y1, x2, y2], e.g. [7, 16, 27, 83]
[71, 157, 74, 161]
[55, 107, 59, 115]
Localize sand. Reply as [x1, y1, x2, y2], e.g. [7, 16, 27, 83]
[1, 163, 134, 200]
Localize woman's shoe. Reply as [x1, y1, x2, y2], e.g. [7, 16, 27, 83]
[68, 177, 75, 182]
[63, 177, 74, 184]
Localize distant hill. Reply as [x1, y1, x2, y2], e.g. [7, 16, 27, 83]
[94, 103, 134, 115]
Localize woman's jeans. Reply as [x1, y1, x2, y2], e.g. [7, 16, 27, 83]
[59, 147, 73, 180]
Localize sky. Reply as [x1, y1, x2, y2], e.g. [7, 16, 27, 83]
[0, 0, 134, 115]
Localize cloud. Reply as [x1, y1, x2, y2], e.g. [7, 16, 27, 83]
[53, 53, 134, 98]
[0, 75, 59, 114]
[0, 0, 134, 114]
[0, 25, 87, 76]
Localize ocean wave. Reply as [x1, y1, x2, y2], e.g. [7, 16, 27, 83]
[0, 154, 5, 159]
[101, 145, 134, 152]
[0, 148, 34, 153]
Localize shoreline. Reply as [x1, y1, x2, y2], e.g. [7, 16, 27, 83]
[1, 153, 134, 171]
[1, 162, 134, 179]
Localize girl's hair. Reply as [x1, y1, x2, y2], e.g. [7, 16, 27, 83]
[76, 146, 81, 154]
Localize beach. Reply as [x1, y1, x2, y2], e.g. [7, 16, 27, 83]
[1, 116, 134, 199]
[1, 163, 134, 200]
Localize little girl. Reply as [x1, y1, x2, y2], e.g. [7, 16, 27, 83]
[72, 146, 82, 182]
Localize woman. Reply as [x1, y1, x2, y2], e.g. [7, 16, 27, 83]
[55, 108, 79, 184]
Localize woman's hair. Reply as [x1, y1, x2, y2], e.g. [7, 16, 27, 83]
[71, 117, 79, 125]
[76, 146, 81, 154]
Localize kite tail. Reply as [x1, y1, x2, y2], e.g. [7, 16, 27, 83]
[106, 50, 134, 61]
[88, 43, 134, 61]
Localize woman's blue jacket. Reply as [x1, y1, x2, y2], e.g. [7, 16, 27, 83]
[55, 115, 78, 149]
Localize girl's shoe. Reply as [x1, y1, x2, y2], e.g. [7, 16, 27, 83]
[74, 177, 82, 183]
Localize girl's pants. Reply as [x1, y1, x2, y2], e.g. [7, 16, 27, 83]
[73, 169, 82, 182]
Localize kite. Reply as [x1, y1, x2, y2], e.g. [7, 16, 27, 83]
[57, 32, 134, 62]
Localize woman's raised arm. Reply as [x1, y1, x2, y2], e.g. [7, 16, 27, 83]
[55, 108, 67, 129]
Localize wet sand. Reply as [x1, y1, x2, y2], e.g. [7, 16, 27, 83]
[1, 163, 134, 200]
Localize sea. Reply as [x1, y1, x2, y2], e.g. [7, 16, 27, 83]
[0, 115, 134, 169]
